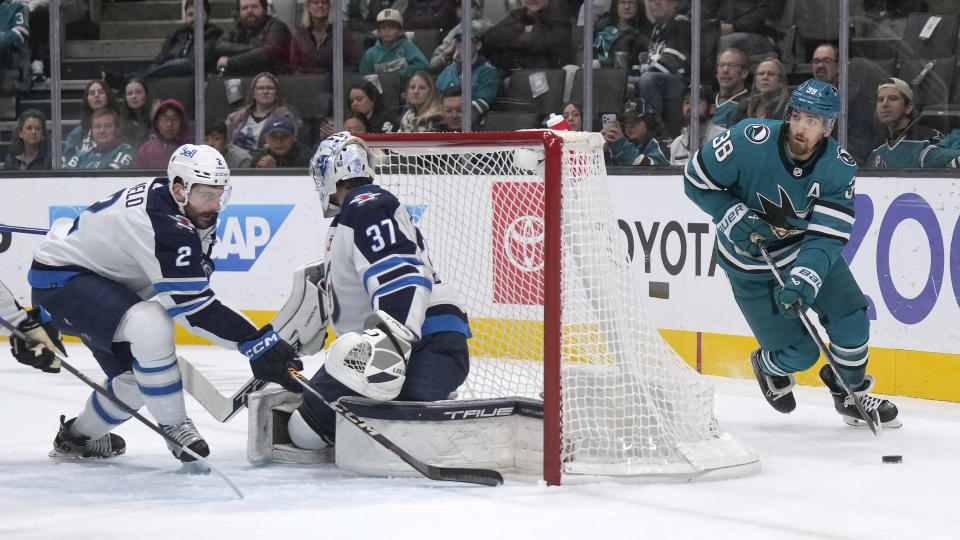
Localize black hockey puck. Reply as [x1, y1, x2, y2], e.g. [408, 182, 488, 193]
[882, 455, 902, 463]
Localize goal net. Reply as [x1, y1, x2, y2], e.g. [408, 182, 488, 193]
[362, 131, 758, 484]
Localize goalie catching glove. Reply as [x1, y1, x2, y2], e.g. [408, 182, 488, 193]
[11, 307, 65, 373]
[239, 325, 304, 392]
[324, 311, 415, 401]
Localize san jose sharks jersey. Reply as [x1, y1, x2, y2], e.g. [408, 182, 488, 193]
[324, 183, 470, 341]
[66, 143, 136, 170]
[29, 178, 257, 348]
[684, 118, 858, 281]
[866, 122, 960, 168]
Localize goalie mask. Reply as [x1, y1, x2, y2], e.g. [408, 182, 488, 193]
[309, 131, 376, 218]
[167, 144, 232, 213]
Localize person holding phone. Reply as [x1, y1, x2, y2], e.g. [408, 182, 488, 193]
[601, 98, 668, 166]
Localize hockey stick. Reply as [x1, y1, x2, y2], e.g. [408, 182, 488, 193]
[0, 317, 245, 498]
[754, 244, 880, 436]
[0, 224, 48, 235]
[287, 367, 504, 486]
[178, 356, 268, 422]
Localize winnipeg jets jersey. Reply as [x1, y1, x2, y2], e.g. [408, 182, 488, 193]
[324, 184, 470, 340]
[29, 178, 257, 348]
[684, 118, 858, 281]
[0, 280, 27, 334]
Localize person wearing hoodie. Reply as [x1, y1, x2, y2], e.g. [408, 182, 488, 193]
[358, 8, 429, 81]
[133, 99, 192, 169]
[435, 21, 499, 123]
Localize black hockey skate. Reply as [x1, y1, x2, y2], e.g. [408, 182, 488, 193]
[160, 417, 210, 462]
[818, 364, 901, 428]
[50, 415, 126, 458]
[749, 349, 797, 413]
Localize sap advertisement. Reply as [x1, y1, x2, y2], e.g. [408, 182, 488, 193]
[1, 174, 958, 355]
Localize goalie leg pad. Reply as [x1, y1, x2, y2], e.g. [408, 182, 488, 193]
[247, 387, 333, 465]
[324, 311, 415, 402]
[271, 261, 331, 356]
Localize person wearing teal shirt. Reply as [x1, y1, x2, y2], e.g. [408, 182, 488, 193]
[866, 78, 960, 168]
[358, 8, 429, 81]
[602, 98, 667, 166]
[65, 109, 134, 170]
[684, 79, 900, 429]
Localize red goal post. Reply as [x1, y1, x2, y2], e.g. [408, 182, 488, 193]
[360, 131, 758, 485]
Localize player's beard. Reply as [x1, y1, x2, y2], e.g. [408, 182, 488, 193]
[786, 127, 819, 158]
[185, 206, 218, 229]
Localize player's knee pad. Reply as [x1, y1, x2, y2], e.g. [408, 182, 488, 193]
[114, 301, 175, 362]
[325, 311, 414, 402]
[823, 307, 869, 351]
[770, 337, 821, 374]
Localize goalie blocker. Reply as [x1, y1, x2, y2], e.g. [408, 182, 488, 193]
[248, 387, 543, 476]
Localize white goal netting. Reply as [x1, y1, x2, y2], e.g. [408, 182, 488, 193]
[367, 131, 757, 482]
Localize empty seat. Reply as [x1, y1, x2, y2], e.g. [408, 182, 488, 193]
[900, 12, 959, 59]
[147, 76, 195, 118]
[204, 76, 254, 122]
[481, 111, 538, 131]
[898, 57, 955, 107]
[503, 69, 566, 120]
[570, 68, 627, 125]
[277, 74, 332, 120]
[408, 29, 442, 61]
[917, 105, 960, 134]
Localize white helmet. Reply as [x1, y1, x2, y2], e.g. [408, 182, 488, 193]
[309, 131, 375, 217]
[167, 144, 232, 212]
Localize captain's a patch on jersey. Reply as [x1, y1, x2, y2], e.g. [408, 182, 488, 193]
[350, 192, 381, 206]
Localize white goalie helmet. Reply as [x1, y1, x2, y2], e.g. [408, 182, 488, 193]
[309, 131, 376, 217]
[167, 144, 232, 212]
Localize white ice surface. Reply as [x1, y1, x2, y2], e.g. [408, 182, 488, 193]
[2, 344, 959, 540]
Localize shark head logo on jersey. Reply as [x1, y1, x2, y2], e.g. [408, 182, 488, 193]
[744, 124, 771, 144]
[310, 132, 376, 218]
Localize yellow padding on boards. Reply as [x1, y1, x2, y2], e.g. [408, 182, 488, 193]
[658, 329, 960, 403]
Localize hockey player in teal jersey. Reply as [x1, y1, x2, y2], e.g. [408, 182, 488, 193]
[865, 78, 960, 169]
[684, 78, 900, 428]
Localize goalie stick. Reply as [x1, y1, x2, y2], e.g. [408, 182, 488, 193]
[0, 317, 244, 499]
[287, 367, 504, 487]
[178, 356, 268, 422]
[754, 243, 880, 436]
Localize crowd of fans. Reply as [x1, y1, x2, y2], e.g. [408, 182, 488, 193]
[2, 0, 959, 170]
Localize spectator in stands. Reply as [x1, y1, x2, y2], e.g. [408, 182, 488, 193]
[65, 109, 135, 170]
[215, 0, 292, 76]
[429, 0, 492, 74]
[484, 0, 572, 73]
[626, 0, 690, 133]
[226, 72, 297, 151]
[133, 99, 192, 169]
[63, 80, 121, 166]
[561, 102, 583, 131]
[348, 79, 399, 133]
[811, 43, 838, 86]
[122, 78, 157, 151]
[359, 9, 429, 81]
[435, 22, 500, 124]
[346, 0, 406, 34]
[404, 0, 458, 36]
[343, 111, 370, 134]
[702, 0, 775, 58]
[141, 0, 224, 78]
[580, 0, 649, 69]
[22, 0, 49, 82]
[731, 57, 786, 124]
[0, 0, 27, 87]
[290, 0, 361, 73]
[438, 84, 462, 132]
[710, 47, 750, 128]
[250, 116, 312, 168]
[3, 109, 51, 170]
[400, 70, 442, 132]
[866, 78, 960, 168]
[205, 119, 252, 168]
[602, 98, 668, 166]
[669, 84, 725, 165]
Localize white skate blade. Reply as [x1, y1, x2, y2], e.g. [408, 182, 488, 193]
[842, 416, 902, 429]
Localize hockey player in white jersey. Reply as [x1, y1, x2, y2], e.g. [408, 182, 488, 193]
[2, 279, 65, 373]
[283, 132, 471, 451]
[28, 144, 303, 461]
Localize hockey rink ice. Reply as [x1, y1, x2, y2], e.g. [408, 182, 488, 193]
[1, 343, 958, 540]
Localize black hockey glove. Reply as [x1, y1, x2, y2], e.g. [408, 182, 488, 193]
[10, 308, 65, 373]
[239, 324, 303, 393]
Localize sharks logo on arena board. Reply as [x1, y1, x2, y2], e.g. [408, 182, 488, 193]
[211, 204, 294, 271]
[744, 123, 771, 144]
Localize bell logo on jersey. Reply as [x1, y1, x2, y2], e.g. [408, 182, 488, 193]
[210, 204, 293, 271]
[492, 182, 544, 305]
